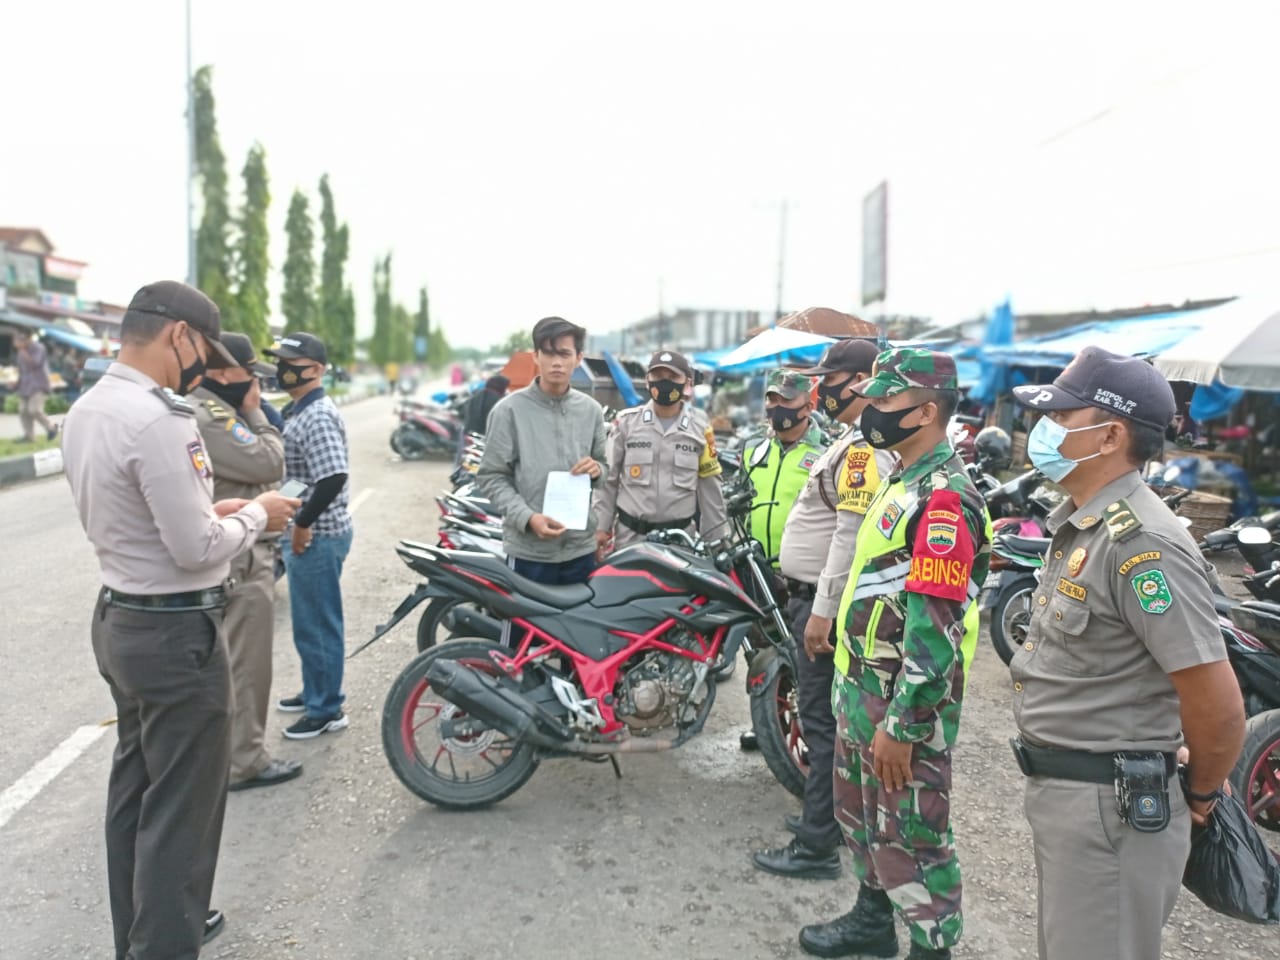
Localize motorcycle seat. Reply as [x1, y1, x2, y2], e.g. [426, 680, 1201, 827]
[504, 571, 594, 610]
[999, 534, 1051, 557]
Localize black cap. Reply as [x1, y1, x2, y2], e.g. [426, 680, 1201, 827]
[264, 332, 328, 365]
[646, 350, 693, 380]
[531, 316, 585, 351]
[221, 332, 274, 377]
[799, 338, 881, 377]
[1012, 345, 1176, 430]
[125, 280, 236, 368]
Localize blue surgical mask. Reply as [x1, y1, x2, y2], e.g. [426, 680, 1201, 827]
[1027, 416, 1114, 482]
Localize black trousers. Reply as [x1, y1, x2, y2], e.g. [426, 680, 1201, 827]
[90, 596, 232, 960]
[786, 593, 841, 852]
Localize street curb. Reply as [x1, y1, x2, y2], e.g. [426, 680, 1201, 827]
[0, 388, 379, 490]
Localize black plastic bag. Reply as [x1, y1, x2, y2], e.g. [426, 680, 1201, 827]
[1182, 791, 1280, 924]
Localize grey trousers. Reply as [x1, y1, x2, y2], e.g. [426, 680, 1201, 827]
[226, 542, 276, 782]
[1025, 776, 1191, 960]
[785, 593, 841, 852]
[91, 596, 232, 960]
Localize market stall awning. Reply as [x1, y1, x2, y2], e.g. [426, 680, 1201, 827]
[981, 307, 1214, 369]
[716, 326, 834, 374]
[1154, 299, 1280, 391]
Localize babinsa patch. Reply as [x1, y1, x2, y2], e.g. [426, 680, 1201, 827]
[1131, 569, 1173, 614]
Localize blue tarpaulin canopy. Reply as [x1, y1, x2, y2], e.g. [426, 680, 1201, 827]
[981, 307, 1214, 369]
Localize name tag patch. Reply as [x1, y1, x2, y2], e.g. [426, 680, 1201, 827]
[1056, 578, 1087, 602]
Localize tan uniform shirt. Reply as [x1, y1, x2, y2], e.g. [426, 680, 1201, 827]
[594, 402, 728, 545]
[192, 386, 285, 537]
[779, 426, 896, 616]
[1011, 471, 1227, 753]
[62, 363, 268, 594]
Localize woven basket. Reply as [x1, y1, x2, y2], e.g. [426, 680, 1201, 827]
[1177, 489, 1233, 542]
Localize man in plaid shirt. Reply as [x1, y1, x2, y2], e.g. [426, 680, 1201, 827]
[265, 333, 355, 739]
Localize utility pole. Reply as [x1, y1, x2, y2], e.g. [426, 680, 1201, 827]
[185, 0, 196, 286]
[774, 199, 788, 322]
[657, 276, 666, 348]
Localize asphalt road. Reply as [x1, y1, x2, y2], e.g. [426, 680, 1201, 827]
[1, 394, 1275, 959]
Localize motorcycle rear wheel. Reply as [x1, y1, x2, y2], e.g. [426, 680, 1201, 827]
[415, 597, 494, 652]
[382, 639, 539, 809]
[1229, 708, 1280, 832]
[749, 650, 808, 799]
[990, 574, 1037, 666]
[392, 424, 429, 461]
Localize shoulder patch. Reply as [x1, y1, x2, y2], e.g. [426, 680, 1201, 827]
[227, 419, 256, 445]
[202, 398, 231, 421]
[698, 427, 722, 478]
[1104, 498, 1143, 541]
[1118, 550, 1161, 575]
[906, 489, 975, 602]
[187, 440, 212, 478]
[152, 387, 195, 417]
[799, 451, 819, 471]
[1131, 569, 1174, 614]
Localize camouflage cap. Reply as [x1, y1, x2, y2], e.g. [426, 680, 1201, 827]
[852, 347, 958, 397]
[765, 369, 815, 400]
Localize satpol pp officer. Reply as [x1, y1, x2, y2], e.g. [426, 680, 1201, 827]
[595, 350, 727, 551]
[61, 281, 299, 958]
[1009, 346, 1245, 960]
[192, 332, 303, 791]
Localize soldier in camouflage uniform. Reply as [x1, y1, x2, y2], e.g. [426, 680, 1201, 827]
[799, 348, 991, 960]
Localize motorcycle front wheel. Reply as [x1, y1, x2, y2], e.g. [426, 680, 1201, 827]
[392, 424, 429, 461]
[990, 574, 1037, 666]
[382, 639, 539, 809]
[1229, 708, 1280, 832]
[749, 647, 808, 799]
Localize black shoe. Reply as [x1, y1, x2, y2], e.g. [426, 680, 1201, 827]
[203, 909, 225, 945]
[799, 885, 897, 958]
[905, 945, 950, 960]
[785, 813, 804, 834]
[228, 758, 303, 791]
[283, 713, 349, 739]
[276, 694, 305, 713]
[739, 731, 759, 751]
[752, 837, 842, 880]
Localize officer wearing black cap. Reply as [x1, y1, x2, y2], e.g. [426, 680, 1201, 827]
[594, 350, 727, 551]
[61, 281, 300, 957]
[192, 334, 302, 790]
[1010, 346, 1245, 960]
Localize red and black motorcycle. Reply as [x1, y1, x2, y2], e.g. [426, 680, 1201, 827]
[374, 539, 776, 808]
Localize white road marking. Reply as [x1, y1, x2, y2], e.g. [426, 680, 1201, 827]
[0, 724, 108, 830]
[349, 488, 376, 515]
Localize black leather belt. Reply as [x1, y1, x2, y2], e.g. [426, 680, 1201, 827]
[617, 508, 694, 535]
[102, 586, 228, 612]
[783, 577, 817, 600]
[1011, 738, 1177, 784]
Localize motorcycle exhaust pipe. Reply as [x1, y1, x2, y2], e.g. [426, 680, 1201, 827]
[443, 605, 502, 640]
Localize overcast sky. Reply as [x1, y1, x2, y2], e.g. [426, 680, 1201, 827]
[8, 1, 1278, 348]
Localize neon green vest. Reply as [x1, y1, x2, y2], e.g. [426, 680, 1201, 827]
[833, 474, 988, 684]
[745, 434, 824, 566]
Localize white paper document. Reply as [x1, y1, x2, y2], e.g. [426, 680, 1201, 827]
[542, 471, 592, 531]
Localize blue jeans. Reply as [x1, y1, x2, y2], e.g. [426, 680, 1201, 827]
[510, 552, 595, 585]
[285, 529, 353, 719]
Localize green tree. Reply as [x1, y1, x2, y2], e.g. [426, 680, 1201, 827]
[413, 286, 431, 362]
[391, 303, 414, 364]
[281, 189, 316, 335]
[369, 253, 393, 367]
[317, 174, 354, 364]
[193, 65, 233, 323]
[233, 143, 271, 347]
[428, 326, 451, 370]
[493, 329, 533, 354]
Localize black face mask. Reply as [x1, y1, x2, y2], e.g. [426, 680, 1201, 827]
[817, 381, 856, 419]
[648, 378, 684, 406]
[768, 405, 808, 434]
[276, 360, 317, 389]
[862, 403, 923, 449]
[174, 331, 206, 397]
[203, 377, 253, 410]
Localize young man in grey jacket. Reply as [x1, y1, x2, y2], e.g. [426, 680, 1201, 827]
[477, 316, 608, 585]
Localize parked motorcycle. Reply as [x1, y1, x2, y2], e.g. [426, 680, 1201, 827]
[1226, 597, 1280, 832]
[983, 532, 1049, 665]
[390, 400, 462, 460]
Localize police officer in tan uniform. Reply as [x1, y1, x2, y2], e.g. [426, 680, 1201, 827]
[752, 338, 896, 879]
[62, 281, 299, 959]
[192, 333, 302, 791]
[594, 350, 727, 551]
[1009, 346, 1246, 960]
